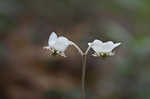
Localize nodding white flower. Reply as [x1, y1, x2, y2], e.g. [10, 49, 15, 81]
[88, 40, 121, 57]
[43, 32, 71, 57]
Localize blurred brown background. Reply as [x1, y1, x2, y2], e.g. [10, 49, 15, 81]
[0, 0, 150, 99]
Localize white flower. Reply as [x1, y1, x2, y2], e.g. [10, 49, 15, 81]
[88, 40, 121, 57]
[43, 32, 71, 57]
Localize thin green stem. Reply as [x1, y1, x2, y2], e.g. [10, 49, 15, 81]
[70, 41, 83, 55]
[69, 41, 89, 99]
[85, 45, 92, 55]
[81, 54, 87, 99]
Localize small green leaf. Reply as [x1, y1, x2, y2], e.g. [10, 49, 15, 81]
[52, 50, 57, 56]
[101, 53, 108, 59]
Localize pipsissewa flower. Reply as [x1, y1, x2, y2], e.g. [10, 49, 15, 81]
[88, 40, 121, 57]
[43, 32, 71, 57]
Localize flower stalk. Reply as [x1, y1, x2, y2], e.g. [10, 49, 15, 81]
[70, 41, 83, 55]
[81, 53, 87, 99]
[70, 41, 90, 99]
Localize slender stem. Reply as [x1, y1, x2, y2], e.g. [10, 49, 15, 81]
[81, 54, 87, 99]
[85, 45, 92, 55]
[70, 41, 89, 99]
[70, 41, 83, 55]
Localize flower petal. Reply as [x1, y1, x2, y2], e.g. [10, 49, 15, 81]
[88, 42, 92, 46]
[101, 41, 114, 52]
[90, 40, 103, 52]
[102, 41, 121, 52]
[54, 36, 71, 52]
[48, 32, 57, 46]
[113, 42, 121, 48]
[43, 46, 50, 50]
[93, 39, 103, 44]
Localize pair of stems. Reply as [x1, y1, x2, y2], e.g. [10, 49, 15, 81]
[71, 41, 91, 99]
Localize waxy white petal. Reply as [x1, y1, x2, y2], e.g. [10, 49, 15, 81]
[54, 36, 71, 52]
[43, 46, 50, 50]
[101, 41, 115, 52]
[89, 40, 103, 52]
[48, 32, 57, 46]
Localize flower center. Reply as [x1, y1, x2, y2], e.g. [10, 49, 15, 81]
[52, 50, 57, 56]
